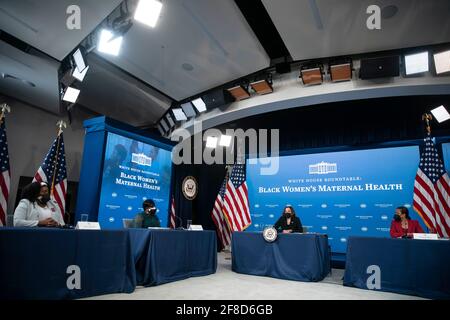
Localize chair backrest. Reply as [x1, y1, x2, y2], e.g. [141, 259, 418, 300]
[302, 226, 308, 233]
[122, 218, 134, 228]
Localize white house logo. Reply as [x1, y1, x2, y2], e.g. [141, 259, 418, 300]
[269, 214, 275, 218]
[131, 153, 152, 166]
[321, 226, 328, 230]
[404, 203, 411, 208]
[361, 227, 368, 232]
[254, 224, 260, 228]
[109, 217, 115, 222]
[321, 204, 328, 208]
[254, 204, 260, 208]
[127, 206, 133, 211]
[340, 237, 347, 243]
[360, 204, 367, 208]
[381, 215, 388, 220]
[309, 161, 337, 175]
[339, 214, 346, 219]
[112, 192, 118, 198]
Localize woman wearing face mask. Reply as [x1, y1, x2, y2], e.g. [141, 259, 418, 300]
[13, 182, 64, 227]
[134, 199, 161, 228]
[389, 206, 424, 238]
[274, 205, 303, 234]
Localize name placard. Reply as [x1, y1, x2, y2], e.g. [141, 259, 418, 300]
[188, 225, 203, 231]
[413, 233, 439, 240]
[76, 221, 101, 230]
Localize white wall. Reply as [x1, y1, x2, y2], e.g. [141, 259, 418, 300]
[1, 96, 94, 217]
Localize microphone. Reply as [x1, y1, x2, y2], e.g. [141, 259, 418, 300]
[174, 215, 185, 230]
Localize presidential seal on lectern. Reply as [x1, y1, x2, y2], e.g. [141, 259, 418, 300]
[262, 226, 278, 243]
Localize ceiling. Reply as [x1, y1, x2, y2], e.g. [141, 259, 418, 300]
[0, 0, 450, 128]
[262, 0, 450, 61]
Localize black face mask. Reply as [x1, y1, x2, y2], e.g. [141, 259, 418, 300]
[38, 195, 51, 205]
[393, 214, 401, 222]
[284, 212, 291, 218]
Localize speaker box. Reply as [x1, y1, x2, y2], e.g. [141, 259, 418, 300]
[276, 62, 291, 74]
[202, 89, 235, 110]
[360, 56, 400, 79]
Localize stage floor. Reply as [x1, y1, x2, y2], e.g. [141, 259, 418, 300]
[82, 252, 425, 300]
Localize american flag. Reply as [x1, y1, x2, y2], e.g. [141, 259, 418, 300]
[169, 196, 176, 229]
[0, 117, 10, 227]
[413, 134, 450, 237]
[33, 133, 67, 218]
[211, 171, 232, 247]
[222, 164, 251, 232]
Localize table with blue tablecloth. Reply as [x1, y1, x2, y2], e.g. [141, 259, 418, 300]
[343, 236, 450, 299]
[0, 228, 136, 300]
[128, 229, 217, 286]
[232, 232, 330, 282]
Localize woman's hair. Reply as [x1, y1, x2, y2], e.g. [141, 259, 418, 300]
[142, 199, 155, 210]
[283, 205, 296, 218]
[396, 206, 411, 220]
[21, 182, 48, 202]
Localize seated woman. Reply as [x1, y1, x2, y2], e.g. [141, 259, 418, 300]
[14, 182, 65, 227]
[134, 199, 161, 228]
[274, 205, 303, 233]
[390, 206, 424, 238]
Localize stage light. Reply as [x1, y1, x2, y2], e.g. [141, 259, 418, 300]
[72, 65, 89, 82]
[181, 102, 196, 118]
[98, 29, 123, 56]
[431, 105, 450, 123]
[206, 136, 218, 148]
[329, 61, 352, 82]
[165, 113, 175, 127]
[227, 85, 250, 101]
[157, 124, 165, 135]
[62, 87, 80, 103]
[250, 79, 273, 95]
[72, 48, 87, 73]
[219, 135, 232, 147]
[160, 118, 169, 132]
[404, 51, 429, 75]
[134, 0, 163, 28]
[433, 50, 450, 74]
[192, 98, 207, 113]
[300, 64, 323, 85]
[172, 108, 187, 121]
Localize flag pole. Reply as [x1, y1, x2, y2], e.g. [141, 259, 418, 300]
[50, 120, 67, 196]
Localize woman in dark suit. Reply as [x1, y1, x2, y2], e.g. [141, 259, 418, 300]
[390, 206, 424, 238]
[274, 205, 303, 233]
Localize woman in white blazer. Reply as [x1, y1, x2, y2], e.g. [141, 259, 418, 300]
[14, 182, 65, 227]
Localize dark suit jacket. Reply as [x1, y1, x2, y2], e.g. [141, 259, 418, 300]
[274, 216, 303, 233]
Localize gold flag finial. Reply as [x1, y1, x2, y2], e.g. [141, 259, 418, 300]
[422, 113, 433, 135]
[56, 120, 67, 135]
[0, 103, 11, 121]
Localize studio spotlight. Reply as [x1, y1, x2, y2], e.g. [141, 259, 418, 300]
[329, 60, 352, 82]
[250, 74, 273, 95]
[72, 65, 90, 82]
[219, 135, 232, 147]
[431, 105, 450, 123]
[404, 51, 429, 75]
[172, 108, 188, 121]
[191, 98, 207, 113]
[72, 48, 87, 73]
[134, 0, 163, 28]
[206, 136, 218, 148]
[98, 29, 123, 56]
[62, 87, 80, 103]
[433, 50, 450, 75]
[227, 85, 250, 101]
[300, 63, 323, 86]
[181, 102, 196, 118]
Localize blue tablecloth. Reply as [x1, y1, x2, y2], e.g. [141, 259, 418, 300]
[232, 232, 330, 282]
[343, 236, 450, 299]
[0, 228, 136, 300]
[128, 229, 217, 286]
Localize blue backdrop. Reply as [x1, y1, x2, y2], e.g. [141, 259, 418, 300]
[246, 145, 425, 253]
[443, 142, 450, 172]
[97, 132, 172, 229]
